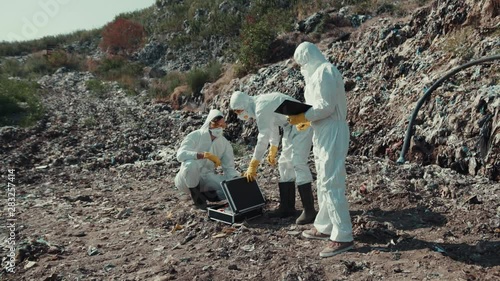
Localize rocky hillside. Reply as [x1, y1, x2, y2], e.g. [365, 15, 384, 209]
[0, 0, 499, 280]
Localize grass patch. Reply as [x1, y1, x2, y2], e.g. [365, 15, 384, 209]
[150, 71, 186, 100]
[0, 76, 44, 127]
[86, 79, 112, 98]
[1, 51, 84, 79]
[0, 29, 101, 57]
[92, 56, 145, 94]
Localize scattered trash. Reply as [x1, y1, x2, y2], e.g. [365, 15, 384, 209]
[171, 223, 183, 233]
[180, 231, 196, 245]
[212, 233, 227, 238]
[87, 246, 100, 256]
[241, 244, 255, 252]
[115, 208, 132, 219]
[24, 261, 36, 269]
[103, 263, 115, 272]
[171, 243, 182, 250]
[432, 245, 446, 254]
[463, 195, 482, 205]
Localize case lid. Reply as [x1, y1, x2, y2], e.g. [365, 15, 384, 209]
[221, 177, 266, 213]
[274, 99, 312, 115]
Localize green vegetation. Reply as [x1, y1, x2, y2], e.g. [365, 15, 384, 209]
[187, 67, 209, 96]
[187, 60, 223, 96]
[114, 6, 157, 35]
[86, 79, 112, 98]
[237, 1, 295, 74]
[92, 56, 145, 94]
[153, 0, 241, 40]
[150, 60, 222, 100]
[0, 51, 84, 79]
[0, 76, 44, 126]
[0, 28, 101, 57]
[0, 0, 441, 118]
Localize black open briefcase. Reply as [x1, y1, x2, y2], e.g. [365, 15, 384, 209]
[207, 177, 266, 225]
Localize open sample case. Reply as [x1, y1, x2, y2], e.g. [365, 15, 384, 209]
[207, 177, 266, 224]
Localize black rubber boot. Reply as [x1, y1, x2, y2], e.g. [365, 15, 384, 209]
[267, 181, 297, 218]
[296, 182, 317, 225]
[189, 185, 207, 210]
[203, 190, 222, 202]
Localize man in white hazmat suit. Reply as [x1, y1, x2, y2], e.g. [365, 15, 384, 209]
[229, 91, 317, 225]
[288, 41, 354, 257]
[175, 109, 240, 210]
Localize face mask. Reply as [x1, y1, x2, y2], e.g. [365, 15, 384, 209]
[237, 111, 249, 121]
[210, 128, 223, 138]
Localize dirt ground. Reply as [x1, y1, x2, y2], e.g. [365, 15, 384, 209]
[2, 154, 499, 281]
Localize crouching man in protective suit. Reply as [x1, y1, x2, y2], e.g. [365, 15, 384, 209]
[175, 109, 240, 210]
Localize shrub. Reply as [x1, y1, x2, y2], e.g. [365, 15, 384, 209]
[187, 67, 209, 97]
[46, 50, 83, 71]
[0, 55, 53, 78]
[99, 18, 146, 56]
[238, 17, 275, 73]
[90, 56, 144, 95]
[0, 76, 44, 126]
[0, 59, 24, 77]
[151, 71, 186, 99]
[165, 71, 186, 93]
[237, 2, 295, 73]
[1, 51, 83, 79]
[86, 79, 111, 98]
[205, 60, 223, 82]
[23, 54, 52, 76]
[186, 60, 223, 97]
[95, 56, 143, 80]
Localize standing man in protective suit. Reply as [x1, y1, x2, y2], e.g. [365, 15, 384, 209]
[230, 91, 317, 225]
[288, 41, 354, 257]
[175, 109, 240, 210]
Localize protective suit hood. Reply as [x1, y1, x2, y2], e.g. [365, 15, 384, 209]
[293, 41, 328, 80]
[201, 109, 224, 130]
[229, 91, 256, 119]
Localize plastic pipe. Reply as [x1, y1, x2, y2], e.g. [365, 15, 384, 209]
[397, 54, 500, 164]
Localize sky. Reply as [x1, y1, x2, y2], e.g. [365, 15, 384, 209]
[0, 0, 156, 42]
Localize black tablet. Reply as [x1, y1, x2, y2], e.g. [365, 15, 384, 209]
[274, 99, 312, 115]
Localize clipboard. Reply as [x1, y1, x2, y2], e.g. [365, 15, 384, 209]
[274, 99, 312, 115]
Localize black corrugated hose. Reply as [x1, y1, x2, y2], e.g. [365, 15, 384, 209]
[397, 54, 500, 164]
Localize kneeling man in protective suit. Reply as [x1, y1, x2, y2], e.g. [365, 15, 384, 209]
[175, 109, 240, 210]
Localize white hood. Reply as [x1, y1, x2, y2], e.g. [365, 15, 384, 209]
[229, 91, 256, 119]
[293, 41, 328, 81]
[201, 109, 224, 130]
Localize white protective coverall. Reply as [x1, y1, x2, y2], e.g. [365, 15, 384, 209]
[294, 42, 353, 242]
[174, 109, 240, 199]
[230, 91, 313, 185]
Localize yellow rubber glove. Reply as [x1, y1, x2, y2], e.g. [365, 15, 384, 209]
[266, 145, 278, 166]
[296, 121, 311, 131]
[203, 152, 221, 167]
[244, 159, 260, 182]
[287, 113, 308, 125]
